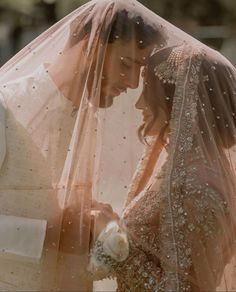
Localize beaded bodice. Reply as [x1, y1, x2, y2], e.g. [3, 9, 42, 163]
[113, 145, 230, 291]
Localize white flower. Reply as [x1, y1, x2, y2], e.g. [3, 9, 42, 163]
[87, 253, 111, 281]
[88, 221, 129, 280]
[103, 232, 129, 262]
[98, 221, 129, 262]
[98, 221, 120, 241]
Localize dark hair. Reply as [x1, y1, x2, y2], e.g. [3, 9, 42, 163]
[107, 10, 165, 49]
[141, 48, 236, 149]
[68, 9, 166, 49]
[138, 47, 174, 145]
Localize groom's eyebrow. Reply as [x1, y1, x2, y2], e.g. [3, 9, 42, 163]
[125, 56, 146, 66]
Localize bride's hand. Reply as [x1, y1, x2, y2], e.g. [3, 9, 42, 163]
[90, 201, 120, 241]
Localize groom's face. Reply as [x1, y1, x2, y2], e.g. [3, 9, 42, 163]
[99, 39, 153, 108]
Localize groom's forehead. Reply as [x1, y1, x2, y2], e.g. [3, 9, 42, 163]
[106, 39, 151, 64]
[124, 56, 147, 66]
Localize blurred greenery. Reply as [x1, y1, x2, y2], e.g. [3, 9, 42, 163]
[0, 0, 39, 14]
[0, 0, 236, 65]
[0, 0, 235, 24]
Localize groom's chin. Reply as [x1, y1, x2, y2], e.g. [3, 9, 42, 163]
[99, 95, 114, 108]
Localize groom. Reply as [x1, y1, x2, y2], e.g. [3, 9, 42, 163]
[0, 5, 165, 292]
[47, 9, 165, 109]
[48, 9, 165, 291]
[48, 10, 164, 291]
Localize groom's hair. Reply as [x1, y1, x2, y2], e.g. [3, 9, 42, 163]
[68, 9, 166, 49]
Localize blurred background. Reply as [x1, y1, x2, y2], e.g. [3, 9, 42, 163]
[0, 0, 236, 66]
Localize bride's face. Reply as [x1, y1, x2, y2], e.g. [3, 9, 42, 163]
[99, 39, 153, 108]
[135, 91, 168, 137]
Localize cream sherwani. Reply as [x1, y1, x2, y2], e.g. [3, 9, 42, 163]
[0, 66, 92, 291]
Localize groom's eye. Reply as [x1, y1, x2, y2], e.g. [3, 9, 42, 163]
[120, 57, 132, 69]
[121, 61, 131, 69]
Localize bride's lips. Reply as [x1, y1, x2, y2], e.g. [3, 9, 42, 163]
[142, 113, 151, 122]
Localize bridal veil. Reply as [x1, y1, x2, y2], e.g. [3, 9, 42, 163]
[0, 0, 235, 291]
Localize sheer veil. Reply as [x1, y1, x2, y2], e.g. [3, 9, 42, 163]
[0, 0, 235, 291]
[0, 0, 165, 290]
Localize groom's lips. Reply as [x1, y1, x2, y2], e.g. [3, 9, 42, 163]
[115, 87, 126, 95]
[110, 87, 122, 97]
[109, 86, 128, 97]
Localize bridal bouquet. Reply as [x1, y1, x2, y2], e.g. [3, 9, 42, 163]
[88, 221, 129, 280]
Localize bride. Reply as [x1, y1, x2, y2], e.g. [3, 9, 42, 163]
[89, 44, 236, 291]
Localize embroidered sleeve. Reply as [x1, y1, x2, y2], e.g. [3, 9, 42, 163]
[114, 237, 162, 291]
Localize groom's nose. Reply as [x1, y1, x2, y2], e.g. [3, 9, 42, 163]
[124, 69, 140, 89]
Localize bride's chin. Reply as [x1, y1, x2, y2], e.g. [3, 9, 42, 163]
[145, 131, 156, 137]
[144, 130, 160, 138]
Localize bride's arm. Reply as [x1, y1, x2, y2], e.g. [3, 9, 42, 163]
[89, 177, 231, 291]
[88, 202, 129, 280]
[88, 200, 162, 287]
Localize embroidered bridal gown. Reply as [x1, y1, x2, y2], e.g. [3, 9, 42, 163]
[90, 44, 236, 291]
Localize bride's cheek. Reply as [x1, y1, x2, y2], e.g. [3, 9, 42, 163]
[150, 119, 163, 136]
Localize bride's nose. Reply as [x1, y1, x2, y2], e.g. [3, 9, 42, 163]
[135, 93, 146, 110]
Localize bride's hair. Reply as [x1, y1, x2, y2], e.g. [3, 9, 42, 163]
[141, 47, 236, 149]
[67, 9, 166, 49]
[138, 47, 174, 145]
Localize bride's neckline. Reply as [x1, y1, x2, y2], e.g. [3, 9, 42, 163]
[123, 146, 167, 217]
[122, 137, 230, 218]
